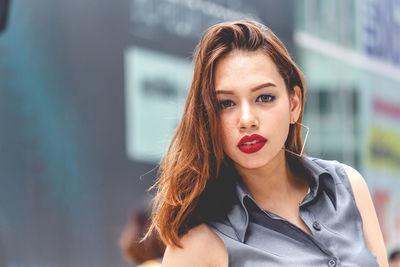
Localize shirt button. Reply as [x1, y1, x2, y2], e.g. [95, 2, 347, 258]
[328, 259, 337, 267]
[313, 221, 322, 231]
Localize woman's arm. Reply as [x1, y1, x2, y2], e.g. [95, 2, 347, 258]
[342, 164, 389, 267]
[162, 224, 228, 267]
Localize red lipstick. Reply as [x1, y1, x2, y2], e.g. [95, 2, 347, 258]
[237, 134, 267, 154]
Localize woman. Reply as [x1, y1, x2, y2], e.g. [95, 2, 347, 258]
[147, 21, 388, 266]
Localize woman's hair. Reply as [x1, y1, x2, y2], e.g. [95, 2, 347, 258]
[146, 20, 307, 248]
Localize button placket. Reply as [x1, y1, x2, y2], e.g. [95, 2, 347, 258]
[328, 258, 337, 267]
[313, 221, 322, 231]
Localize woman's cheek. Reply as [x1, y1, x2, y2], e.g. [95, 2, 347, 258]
[221, 127, 234, 153]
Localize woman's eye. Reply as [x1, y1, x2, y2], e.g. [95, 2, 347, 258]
[256, 94, 275, 103]
[219, 100, 235, 109]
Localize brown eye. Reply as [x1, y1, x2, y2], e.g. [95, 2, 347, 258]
[219, 100, 235, 109]
[256, 94, 275, 103]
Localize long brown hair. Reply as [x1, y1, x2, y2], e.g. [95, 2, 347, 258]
[146, 20, 307, 248]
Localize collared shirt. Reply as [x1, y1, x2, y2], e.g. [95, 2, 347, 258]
[206, 157, 379, 267]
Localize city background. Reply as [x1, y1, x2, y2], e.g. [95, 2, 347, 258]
[0, 0, 399, 266]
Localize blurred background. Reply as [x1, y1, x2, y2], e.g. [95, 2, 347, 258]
[0, 0, 399, 266]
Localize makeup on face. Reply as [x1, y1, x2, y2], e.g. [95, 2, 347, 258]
[215, 51, 292, 170]
[237, 134, 268, 154]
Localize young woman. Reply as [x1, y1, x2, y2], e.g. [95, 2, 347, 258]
[147, 21, 388, 266]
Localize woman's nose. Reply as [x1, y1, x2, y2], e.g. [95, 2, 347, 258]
[238, 103, 259, 130]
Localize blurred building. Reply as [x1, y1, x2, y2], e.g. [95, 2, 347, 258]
[295, 0, 400, 251]
[1, 0, 398, 266]
[0, 0, 294, 266]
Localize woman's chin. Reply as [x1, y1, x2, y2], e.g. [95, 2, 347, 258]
[234, 159, 270, 171]
[232, 149, 285, 171]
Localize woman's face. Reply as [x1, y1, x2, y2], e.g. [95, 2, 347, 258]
[214, 50, 301, 171]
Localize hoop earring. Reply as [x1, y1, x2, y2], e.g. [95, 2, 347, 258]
[285, 122, 309, 157]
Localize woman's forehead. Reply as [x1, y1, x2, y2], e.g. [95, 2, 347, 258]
[213, 50, 284, 92]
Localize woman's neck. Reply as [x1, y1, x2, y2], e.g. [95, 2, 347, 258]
[235, 150, 307, 211]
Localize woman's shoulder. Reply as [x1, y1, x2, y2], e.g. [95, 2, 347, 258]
[340, 164, 389, 266]
[339, 163, 366, 188]
[338, 163, 372, 205]
[162, 223, 228, 267]
[309, 157, 365, 190]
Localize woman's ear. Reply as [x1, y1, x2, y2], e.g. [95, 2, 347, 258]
[290, 86, 302, 124]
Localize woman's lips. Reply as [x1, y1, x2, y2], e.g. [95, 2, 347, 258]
[237, 134, 268, 154]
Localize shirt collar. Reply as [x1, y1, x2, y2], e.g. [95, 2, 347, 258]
[227, 177, 252, 243]
[301, 156, 337, 210]
[226, 156, 337, 243]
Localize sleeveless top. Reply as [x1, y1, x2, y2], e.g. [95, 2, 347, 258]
[206, 157, 379, 267]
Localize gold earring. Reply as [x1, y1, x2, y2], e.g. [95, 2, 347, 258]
[285, 122, 309, 157]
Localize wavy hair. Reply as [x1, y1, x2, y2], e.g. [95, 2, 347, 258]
[146, 20, 307, 248]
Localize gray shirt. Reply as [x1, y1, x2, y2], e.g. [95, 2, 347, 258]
[206, 157, 379, 267]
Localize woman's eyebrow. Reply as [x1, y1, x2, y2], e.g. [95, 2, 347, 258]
[216, 82, 277, 95]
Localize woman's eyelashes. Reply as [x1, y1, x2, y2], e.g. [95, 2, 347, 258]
[256, 94, 275, 103]
[218, 94, 276, 110]
[219, 99, 235, 109]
